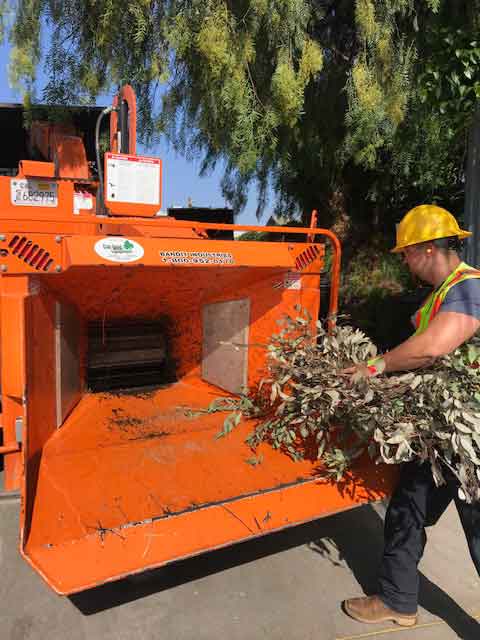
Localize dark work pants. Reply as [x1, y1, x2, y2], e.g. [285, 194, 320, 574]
[377, 462, 480, 614]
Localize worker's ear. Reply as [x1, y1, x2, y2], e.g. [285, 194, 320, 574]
[425, 242, 434, 255]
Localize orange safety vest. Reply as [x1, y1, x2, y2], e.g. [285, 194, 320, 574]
[413, 262, 480, 335]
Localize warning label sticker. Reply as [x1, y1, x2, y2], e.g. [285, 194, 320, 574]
[160, 251, 235, 265]
[94, 237, 144, 263]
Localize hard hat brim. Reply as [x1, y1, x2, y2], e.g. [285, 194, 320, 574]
[391, 229, 472, 253]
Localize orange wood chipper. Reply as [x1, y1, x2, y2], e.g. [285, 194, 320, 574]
[0, 86, 395, 594]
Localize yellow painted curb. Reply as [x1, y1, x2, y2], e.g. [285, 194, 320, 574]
[336, 611, 480, 640]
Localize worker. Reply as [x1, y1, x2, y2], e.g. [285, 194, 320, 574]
[342, 204, 480, 628]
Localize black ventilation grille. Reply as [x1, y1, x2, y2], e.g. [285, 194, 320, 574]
[295, 245, 321, 271]
[8, 235, 54, 271]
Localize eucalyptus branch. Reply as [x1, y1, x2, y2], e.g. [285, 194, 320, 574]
[210, 309, 480, 503]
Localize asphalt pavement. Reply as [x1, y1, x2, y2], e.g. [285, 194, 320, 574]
[1, 497, 479, 640]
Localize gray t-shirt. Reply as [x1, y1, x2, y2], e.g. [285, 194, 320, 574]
[441, 278, 480, 320]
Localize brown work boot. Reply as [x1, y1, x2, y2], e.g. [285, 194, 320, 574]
[342, 595, 417, 627]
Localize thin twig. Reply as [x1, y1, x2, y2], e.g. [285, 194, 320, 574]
[221, 504, 255, 534]
[245, 61, 266, 111]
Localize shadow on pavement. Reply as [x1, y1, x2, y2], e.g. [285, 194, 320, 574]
[70, 515, 333, 615]
[71, 504, 479, 638]
[309, 504, 479, 640]
[417, 576, 479, 640]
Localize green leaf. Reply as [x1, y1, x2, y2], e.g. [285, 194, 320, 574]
[467, 345, 479, 364]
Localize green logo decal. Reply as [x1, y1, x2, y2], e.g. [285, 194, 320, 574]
[123, 240, 134, 251]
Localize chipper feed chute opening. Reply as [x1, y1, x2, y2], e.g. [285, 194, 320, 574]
[1, 225, 394, 595]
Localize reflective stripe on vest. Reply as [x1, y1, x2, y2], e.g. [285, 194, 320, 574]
[414, 262, 480, 335]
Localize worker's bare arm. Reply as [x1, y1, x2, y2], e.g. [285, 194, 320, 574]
[382, 311, 480, 373]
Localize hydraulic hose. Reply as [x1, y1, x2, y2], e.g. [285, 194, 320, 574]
[95, 105, 116, 214]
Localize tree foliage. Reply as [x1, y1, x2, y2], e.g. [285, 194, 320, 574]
[2, 1, 479, 227]
[352, 1, 480, 221]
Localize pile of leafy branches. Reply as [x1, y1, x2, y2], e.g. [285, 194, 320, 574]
[215, 308, 480, 503]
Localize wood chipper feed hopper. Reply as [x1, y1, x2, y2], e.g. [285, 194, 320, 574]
[0, 87, 396, 594]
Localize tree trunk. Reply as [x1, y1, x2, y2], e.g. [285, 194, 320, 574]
[463, 107, 480, 267]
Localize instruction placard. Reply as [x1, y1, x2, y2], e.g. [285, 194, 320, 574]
[105, 153, 161, 206]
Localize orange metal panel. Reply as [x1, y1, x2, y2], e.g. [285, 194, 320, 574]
[0, 276, 2, 391]
[0, 233, 62, 275]
[103, 152, 162, 217]
[18, 161, 55, 178]
[39, 264, 320, 384]
[22, 378, 397, 594]
[95, 221, 200, 239]
[55, 137, 89, 179]
[25, 468, 396, 595]
[0, 177, 94, 223]
[30, 121, 76, 162]
[61, 235, 323, 270]
[21, 287, 58, 542]
[1, 276, 29, 490]
[110, 84, 137, 155]
[1, 276, 29, 398]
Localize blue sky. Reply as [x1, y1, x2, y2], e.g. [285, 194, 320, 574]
[0, 40, 268, 225]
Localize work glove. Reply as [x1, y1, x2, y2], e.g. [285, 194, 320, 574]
[341, 357, 386, 382]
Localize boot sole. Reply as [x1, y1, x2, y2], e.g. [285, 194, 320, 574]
[343, 601, 417, 627]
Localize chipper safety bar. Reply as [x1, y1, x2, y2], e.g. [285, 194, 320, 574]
[0, 88, 395, 594]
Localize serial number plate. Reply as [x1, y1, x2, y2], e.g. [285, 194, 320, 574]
[10, 179, 58, 207]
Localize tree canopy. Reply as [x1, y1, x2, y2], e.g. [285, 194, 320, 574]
[2, 1, 480, 232]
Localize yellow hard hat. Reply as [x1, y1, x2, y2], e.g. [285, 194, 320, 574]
[391, 204, 471, 253]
